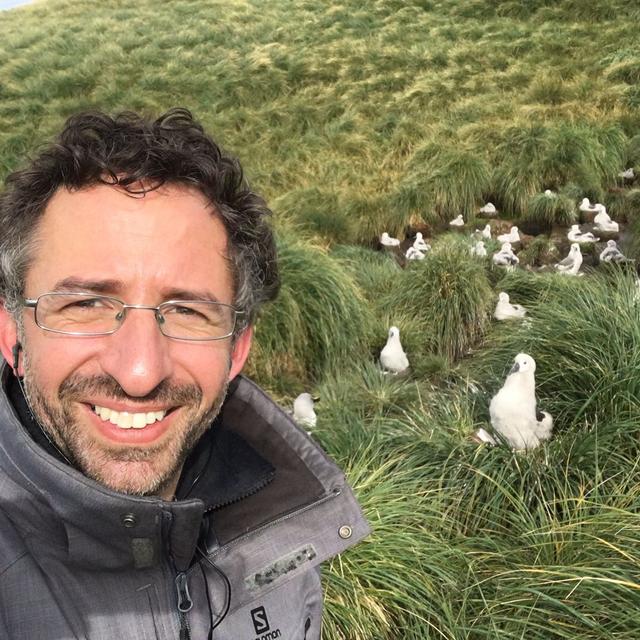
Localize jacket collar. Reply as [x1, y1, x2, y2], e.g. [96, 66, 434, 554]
[5, 372, 275, 511]
[0, 368, 369, 574]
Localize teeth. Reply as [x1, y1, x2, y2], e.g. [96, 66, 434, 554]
[93, 405, 167, 429]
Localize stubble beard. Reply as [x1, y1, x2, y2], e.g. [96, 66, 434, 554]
[21, 354, 229, 497]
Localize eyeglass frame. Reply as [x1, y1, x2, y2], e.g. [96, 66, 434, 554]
[21, 292, 243, 341]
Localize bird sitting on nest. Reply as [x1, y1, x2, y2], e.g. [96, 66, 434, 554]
[492, 242, 519, 267]
[487, 353, 553, 450]
[479, 202, 497, 216]
[494, 292, 527, 321]
[413, 232, 431, 252]
[567, 224, 599, 244]
[497, 226, 520, 244]
[579, 197, 600, 213]
[380, 232, 401, 247]
[405, 246, 425, 261]
[594, 206, 619, 233]
[449, 215, 465, 228]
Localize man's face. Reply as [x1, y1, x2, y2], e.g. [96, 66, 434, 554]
[0, 183, 252, 498]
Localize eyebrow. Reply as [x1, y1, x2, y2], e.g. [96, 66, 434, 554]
[51, 278, 223, 303]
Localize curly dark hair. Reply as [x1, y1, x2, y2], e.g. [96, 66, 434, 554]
[0, 107, 279, 333]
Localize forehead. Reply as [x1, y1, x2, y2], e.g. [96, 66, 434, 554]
[25, 183, 233, 301]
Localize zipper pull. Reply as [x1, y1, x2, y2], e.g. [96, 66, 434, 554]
[175, 572, 193, 639]
[175, 572, 193, 613]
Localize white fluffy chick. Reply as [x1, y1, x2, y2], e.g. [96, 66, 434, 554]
[489, 353, 553, 450]
[379, 326, 409, 374]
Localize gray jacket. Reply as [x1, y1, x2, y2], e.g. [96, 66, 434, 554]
[0, 371, 370, 639]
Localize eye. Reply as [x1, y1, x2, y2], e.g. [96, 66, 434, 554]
[165, 304, 206, 318]
[59, 296, 113, 312]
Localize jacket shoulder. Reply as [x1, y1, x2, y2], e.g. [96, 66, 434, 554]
[0, 508, 28, 576]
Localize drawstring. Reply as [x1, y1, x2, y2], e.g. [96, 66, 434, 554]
[197, 546, 232, 638]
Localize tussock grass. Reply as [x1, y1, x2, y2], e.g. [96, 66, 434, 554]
[523, 192, 577, 231]
[246, 233, 375, 393]
[384, 239, 493, 361]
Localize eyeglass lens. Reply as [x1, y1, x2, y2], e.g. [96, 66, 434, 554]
[33, 293, 235, 340]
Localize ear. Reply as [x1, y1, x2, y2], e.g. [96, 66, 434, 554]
[0, 301, 20, 374]
[227, 325, 253, 381]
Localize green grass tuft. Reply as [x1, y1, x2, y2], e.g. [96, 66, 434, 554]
[384, 238, 493, 361]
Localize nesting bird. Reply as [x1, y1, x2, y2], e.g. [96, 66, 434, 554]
[380, 232, 401, 247]
[405, 247, 425, 261]
[579, 197, 601, 214]
[594, 206, 619, 233]
[567, 224, 599, 244]
[379, 326, 409, 374]
[449, 215, 465, 227]
[479, 202, 497, 216]
[492, 242, 519, 267]
[619, 168, 635, 180]
[555, 243, 583, 276]
[413, 232, 431, 252]
[489, 353, 553, 450]
[494, 292, 527, 321]
[293, 393, 318, 429]
[544, 189, 555, 197]
[599, 239, 630, 263]
[497, 226, 520, 244]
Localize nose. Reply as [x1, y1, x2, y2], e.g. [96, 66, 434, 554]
[98, 307, 174, 397]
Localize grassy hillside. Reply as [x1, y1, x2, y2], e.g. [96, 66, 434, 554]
[2, 0, 640, 637]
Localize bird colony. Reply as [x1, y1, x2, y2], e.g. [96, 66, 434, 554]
[365, 191, 636, 451]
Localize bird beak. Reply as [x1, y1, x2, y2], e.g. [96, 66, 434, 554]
[509, 362, 520, 374]
[312, 396, 320, 403]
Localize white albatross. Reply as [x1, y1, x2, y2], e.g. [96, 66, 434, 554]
[594, 206, 619, 233]
[555, 243, 583, 276]
[567, 224, 599, 244]
[497, 226, 520, 244]
[489, 353, 553, 450]
[413, 232, 431, 252]
[494, 292, 527, 321]
[380, 326, 409, 374]
[492, 242, 519, 267]
[380, 232, 401, 247]
[293, 393, 318, 429]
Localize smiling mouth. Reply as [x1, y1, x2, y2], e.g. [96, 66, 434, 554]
[92, 405, 170, 430]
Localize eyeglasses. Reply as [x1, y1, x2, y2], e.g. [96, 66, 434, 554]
[22, 292, 242, 341]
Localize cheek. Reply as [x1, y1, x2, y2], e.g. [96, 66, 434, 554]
[179, 348, 232, 399]
[22, 332, 97, 392]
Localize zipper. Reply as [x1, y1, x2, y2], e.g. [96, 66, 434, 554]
[208, 485, 344, 559]
[175, 571, 193, 640]
[205, 470, 275, 513]
[163, 510, 194, 640]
